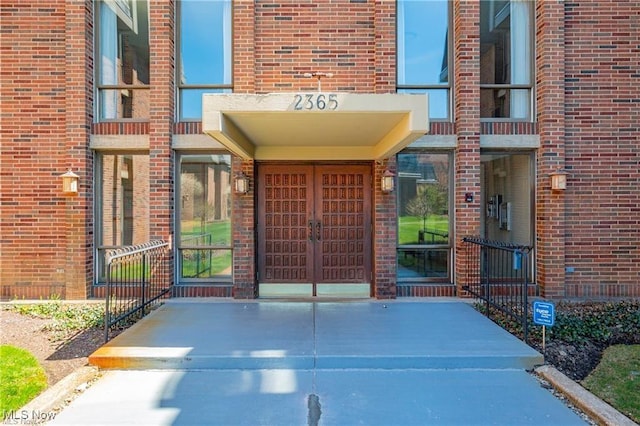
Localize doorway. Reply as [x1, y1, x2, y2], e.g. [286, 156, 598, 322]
[257, 164, 372, 298]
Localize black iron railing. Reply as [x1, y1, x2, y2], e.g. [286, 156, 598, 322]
[462, 237, 534, 343]
[104, 240, 171, 341]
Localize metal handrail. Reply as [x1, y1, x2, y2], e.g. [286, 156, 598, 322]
[104, 240, 171, 341]
[462, 236, 534, 343]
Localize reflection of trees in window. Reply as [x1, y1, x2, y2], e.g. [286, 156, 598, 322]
[179, 156, 231, 246]
[406, 183, 447, 231]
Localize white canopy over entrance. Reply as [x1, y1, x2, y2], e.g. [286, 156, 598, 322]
[202, 93, 428, 161]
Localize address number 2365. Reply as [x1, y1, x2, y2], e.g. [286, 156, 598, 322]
[293, 94, 339, 111]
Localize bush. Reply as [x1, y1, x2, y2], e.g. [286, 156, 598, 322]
[547, 300, 640, 346]
[10, 302, 105, 342]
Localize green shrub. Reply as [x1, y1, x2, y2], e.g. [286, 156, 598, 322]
[10, 302, 105, 341]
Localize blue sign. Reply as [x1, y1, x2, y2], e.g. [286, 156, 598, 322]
[533, 301, 555, 326]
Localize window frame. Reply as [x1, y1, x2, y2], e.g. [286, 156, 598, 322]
[479, 0, 536, 122]
[396, 0, 453, 122]
[176, 0, 234, 122]
[174, 151, 233, 285]
[396, 150, 454, 284]
[94, 150, 151, 285]
[94, 0, 151, 122]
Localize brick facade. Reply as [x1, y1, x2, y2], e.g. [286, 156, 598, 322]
[1, 1, 638, 300]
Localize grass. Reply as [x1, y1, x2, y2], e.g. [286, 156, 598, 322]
[582, 344, 640, 423]
[180, 219, 231, 245]
[0, 345, 48, 418]
[398, 215, 449, 245]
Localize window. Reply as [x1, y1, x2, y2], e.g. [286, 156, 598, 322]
[480, 0, 533, 120]
[397, 0, 450, 120]
[96, 153, 150, 282]
[178, 0, 232, 120]
[96, 0, 150, 120]
[397, 152, 451, 281]
[177, 154, 232, 282]
[480, 152, 534, 246]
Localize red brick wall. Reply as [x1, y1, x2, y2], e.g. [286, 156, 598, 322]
[0, 1, 93, 299]
[560, 1, 640, 298]
[251, 0, 379, 93]
[453, 0, 481, 295]
[535, 0, 567, 298]
[231, 158, 256, 298]
[373, 159, 397, 298]
[148, 0, 175, 248]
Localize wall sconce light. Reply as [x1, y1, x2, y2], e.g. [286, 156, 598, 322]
[381, 169, 395, 193]
[60, 169, 79, 196]
[234, 172, 249, 195]
[550, 170, 568, 191]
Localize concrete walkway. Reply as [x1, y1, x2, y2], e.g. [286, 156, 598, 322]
[50, 299, 587, 425]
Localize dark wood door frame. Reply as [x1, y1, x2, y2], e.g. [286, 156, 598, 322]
[257, 163, 372, 296]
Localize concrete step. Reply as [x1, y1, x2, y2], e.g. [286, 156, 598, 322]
[89, 300, 543, 370]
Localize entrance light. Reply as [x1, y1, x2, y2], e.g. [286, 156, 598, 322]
[234, 172, 249, 195]
[550, 170, 568, 191]
[60, 169, 79, 196]
[381, 169, 395, 193]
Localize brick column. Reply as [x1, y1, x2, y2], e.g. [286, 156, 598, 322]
[148, 1, 175, 276]
[64, 1, 94, 298]
[233, 1, 256, 94]
[535, 1, 566, 298]
[231, 3, 257, 298]
[374, 0, 395, 93]
[373, 159, 397, 299]
[453, 0, 481, 295]
[232, 158, 257, 298]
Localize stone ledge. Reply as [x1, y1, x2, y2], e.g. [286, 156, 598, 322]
[535, 364, 637, 426]
[20, 366, 101, 416]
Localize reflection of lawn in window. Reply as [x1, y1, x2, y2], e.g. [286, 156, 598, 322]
[398, 215, 449, 245]
[109, 263, 150, 279]
[180, 219, 231, 245]
[181, 250, 231, 278]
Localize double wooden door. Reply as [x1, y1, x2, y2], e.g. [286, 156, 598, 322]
[257, 164, 372, 297]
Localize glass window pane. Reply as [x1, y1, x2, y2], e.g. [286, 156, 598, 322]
[181, 249, 231, 278]
[480, 0, 533, 119]
[398, 88, 449, 120]
[178, 154, 232, 280]
[99, 154, 150, 248]
[179, 154, 231, 246]
[397, 152, 450, 246]
[98, 0, 150, 120]
[179, 0, 232, 86]
[179, 87, 231, 121]
[397, 0, 449, 86]
[480, 152, 533, 247]
[480, 88, 531, 119]
[99, 88, 150, 120]
[397, 248, 449, 279]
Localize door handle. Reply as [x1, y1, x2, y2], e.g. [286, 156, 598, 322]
[309, 220, 314, 241]
[316, 221, 322, 241]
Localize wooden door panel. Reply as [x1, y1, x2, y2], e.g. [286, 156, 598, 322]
[258, 164, 371, 289]
[316, 165, 371, 283]
[259, 166, 313, 282]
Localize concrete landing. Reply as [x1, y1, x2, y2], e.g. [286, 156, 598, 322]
[90, 300, 543, 370]
[50, 300, 590, 425]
